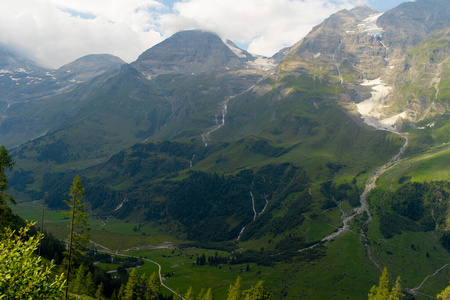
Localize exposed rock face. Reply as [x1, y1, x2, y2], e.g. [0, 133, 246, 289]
[132, 30, 246, 76]
[290, 6, 378, 57]
[378, 0, 450, 52]
[279, 2, 450, 132]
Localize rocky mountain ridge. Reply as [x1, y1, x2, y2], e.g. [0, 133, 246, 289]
[2, 0, 448, 167]
[0, 52, 125, 147]
[281, 0, 450, 133]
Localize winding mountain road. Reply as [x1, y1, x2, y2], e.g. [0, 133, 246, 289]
[89, 240, 184, 299]
[410, 264, 450, 294]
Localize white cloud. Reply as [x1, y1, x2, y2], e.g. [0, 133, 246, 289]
[0, 0, 369, 68]
[0, 0, 164, 68]
[159, 0, 364, 57]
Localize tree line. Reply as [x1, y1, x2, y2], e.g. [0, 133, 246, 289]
[2, 144, 450, 299]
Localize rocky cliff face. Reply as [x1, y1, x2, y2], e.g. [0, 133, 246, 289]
[378, 0, 450, 53]
[279, 1, 450, 132]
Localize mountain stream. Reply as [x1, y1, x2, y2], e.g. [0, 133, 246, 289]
[300, 136, 408, 252]
[201, 81, 260, 146]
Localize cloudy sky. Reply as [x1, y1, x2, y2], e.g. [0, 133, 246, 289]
[0, 0, 411, 69]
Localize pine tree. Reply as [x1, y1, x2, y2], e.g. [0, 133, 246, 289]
[86, 271, 96, 297]
[204, 288, 214, 300]
[242, 281, 272, 300]
[72, 264, 86, 294]
[227, 276, 243, 300]
[390, 277, 404, 300]
[146, 272, 161, 299]
[124, 268, 140, 299]
[96, 282, 104, 300]
[197, 288, 206, 300]
[185, 286, 196, 300]
[368, 267, 404, 300]
[64, 175, 90, 299]
[117, 284, 126, 300]
[136, 273, 147, 299]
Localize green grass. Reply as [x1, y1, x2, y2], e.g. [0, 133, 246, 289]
[125, 248, 257, 299]
[363, 138, 450, 298]
[12, 201, 66, 223]
[13, 195, 449, 299]
[95, 263, 122, 271]
[364, 221, 450, 298]
[376, 143, 450, 190]
[12, 200, 181, 250]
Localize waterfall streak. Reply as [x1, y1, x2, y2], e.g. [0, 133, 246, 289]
[250, 191, 257, 221]
[201, 81, 260, 146]
[259, 194, 269, 216]
[236, 227, 246, 241]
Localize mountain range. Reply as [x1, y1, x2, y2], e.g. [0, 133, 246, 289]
[2, 0, 450, 298]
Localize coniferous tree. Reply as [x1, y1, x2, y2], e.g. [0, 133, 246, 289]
[72, 264, 86, 294]
[242, 281, 272, 300]
[369, 267, 390, 299]
[185, 286, 195, 300]
[136, 273, 147, 299]
[96, 282, 105, 300]
[390, 278, 404, 300]
[39, 191, 48, 256]
[146, 272, 161, 299]
[124, 268, 140, 299]
[197, 288, 206, 300]
[117, 284, 126, 300]
[203, 288, 214, 300]
[86, 271, 96, 297]
[64, 175, 90, 299]
[368, 267, 404, 300]
[227, 276, 243, 300]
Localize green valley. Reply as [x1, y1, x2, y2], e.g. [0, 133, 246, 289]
[2, 0, 450, 299]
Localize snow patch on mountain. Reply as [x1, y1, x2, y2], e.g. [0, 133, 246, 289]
[246, 56, 276, 71]
[225, 40, 276, 71]
[358, 13, 384, 38]
[357, 78, 407, 132]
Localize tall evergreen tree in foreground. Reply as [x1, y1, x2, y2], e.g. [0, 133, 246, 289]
[64, 175, 90, 299]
